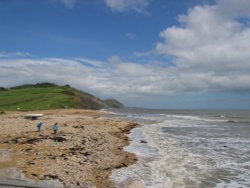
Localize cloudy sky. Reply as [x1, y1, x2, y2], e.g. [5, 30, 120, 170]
[1, 0, 250, 109]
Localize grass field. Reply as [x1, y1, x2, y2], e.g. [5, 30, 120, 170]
[0, 83, 123, 111]
[0, 85, 79, 111]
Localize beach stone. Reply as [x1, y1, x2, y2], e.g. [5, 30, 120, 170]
[52, 137, 67, 142]
[0, 167, 25, 179]
[82, 152, 92, 156]
[22, 138, 41, 144]
[118, 178, 145, 188]
[127, 179, 145, 188]
[0, 149, 11, 162]
[43, 174, 60, 179]
[39, 179, 64, 188]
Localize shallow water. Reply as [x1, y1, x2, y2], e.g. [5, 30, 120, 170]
[109, 108, 250, 188]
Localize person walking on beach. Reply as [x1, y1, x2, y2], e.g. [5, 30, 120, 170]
[53, 122, 59, 134]
[37, 122, 43, 132]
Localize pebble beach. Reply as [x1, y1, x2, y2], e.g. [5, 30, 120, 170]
[0, 109, 138, 188]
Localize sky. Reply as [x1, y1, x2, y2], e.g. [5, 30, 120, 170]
[1, 0, 250, 109]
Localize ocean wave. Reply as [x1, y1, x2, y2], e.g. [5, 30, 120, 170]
[110, 109, 250, 188]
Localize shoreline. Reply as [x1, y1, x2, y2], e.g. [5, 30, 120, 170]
[0, 109, 138, 188]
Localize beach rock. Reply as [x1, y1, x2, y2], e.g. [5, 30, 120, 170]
[0, 167, 25, 179]
[73, 125, 85, 129]
[39, 179, 64, 188]
[23, 138, 41, 144]
[27, 161, 35, 165]
[82, 152, 92, 156]
[119, 178, 145, 188]
[0, 149, 11, 162]
[25, 148, 32, 152]
[52, 137, 67, 142]
[44, 174, 60, 180]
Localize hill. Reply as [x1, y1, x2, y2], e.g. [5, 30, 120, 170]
[0, 83, 124, 111]
[103, 99, 124, 109]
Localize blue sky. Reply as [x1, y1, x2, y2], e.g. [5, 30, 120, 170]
[0, 0, 212, 59]
[1, 0, 250, 109]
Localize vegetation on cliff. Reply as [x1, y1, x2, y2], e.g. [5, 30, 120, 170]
[0, 83, 124, 111]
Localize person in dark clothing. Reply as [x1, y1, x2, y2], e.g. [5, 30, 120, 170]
[37, 122, 43, 132]
[53, 122, 59, 134]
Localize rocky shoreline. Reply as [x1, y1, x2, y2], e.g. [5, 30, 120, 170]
[0, 109, 138, 188]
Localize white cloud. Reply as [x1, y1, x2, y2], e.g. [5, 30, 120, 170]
[75, 57, 105, 67]
[0, 58, 95, 92]
[52, 0, 151, 13]
[1, 0, 250, 99]
[0, 51, 31, 58]
[125, 32, 135, 39]
[217, 0, 250, 18]
[0, 56, 177, 97]
[104, 0, 150, 13]
[154, 0, 250, 93]
[52, 0, 76, 9]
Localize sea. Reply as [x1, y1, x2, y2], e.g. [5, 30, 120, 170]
[104, 108, 250, 188]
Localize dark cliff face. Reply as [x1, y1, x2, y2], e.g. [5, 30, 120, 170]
[0, 83, 124, 110]
[73, 89, 105, 110]
[103, 99, 124, 109]
[73, 90, 124, 109]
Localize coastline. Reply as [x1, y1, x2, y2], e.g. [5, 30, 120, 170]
[0, 109, 138, 188]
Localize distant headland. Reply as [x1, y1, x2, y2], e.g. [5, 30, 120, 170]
[0, 83, 124, 111]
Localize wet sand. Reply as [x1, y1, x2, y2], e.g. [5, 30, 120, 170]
[0, 109, 138, 188]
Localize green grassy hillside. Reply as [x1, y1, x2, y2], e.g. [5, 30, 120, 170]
[0, 83, 123, 111]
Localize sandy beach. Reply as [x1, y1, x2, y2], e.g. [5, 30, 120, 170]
[0, 109, 138, 188]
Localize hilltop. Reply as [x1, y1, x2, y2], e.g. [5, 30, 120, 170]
[0, 83, 124, 111]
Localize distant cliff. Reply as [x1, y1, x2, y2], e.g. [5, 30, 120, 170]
[103, 99, 124, 109]
[0, 83, 124, 111]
